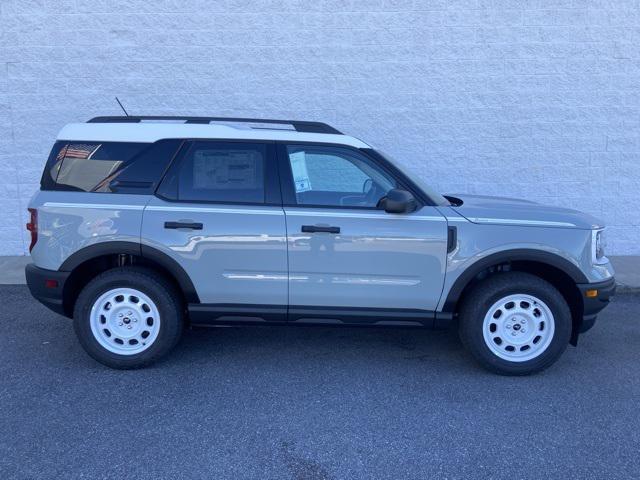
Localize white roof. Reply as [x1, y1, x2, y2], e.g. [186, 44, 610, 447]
[57, 122, 371, 149]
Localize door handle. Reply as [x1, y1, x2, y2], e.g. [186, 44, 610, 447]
[301, 225, 340, 234]
[164, 221, 203, 230]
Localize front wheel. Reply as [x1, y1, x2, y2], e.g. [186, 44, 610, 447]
[73, 267, 184, 369]
[458, 272, 572, 375]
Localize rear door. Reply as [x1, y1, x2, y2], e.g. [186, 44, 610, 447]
[278, 143, 448, 324]
[141, 140, 288, 312]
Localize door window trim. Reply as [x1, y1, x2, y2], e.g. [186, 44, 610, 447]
[154, 139, 282, 206]
[276, 142, 426, 210]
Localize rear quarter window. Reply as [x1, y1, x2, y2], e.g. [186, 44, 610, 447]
[41, 140, 182, 194]
[40, 141, 67, 190]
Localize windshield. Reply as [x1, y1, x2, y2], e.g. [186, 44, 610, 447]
[377, 150, 450, 206]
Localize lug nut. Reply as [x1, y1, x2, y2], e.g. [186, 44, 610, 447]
[118, 322, 123, 326]
[118, 313, 123, 318]
[127, 325, 132, 329]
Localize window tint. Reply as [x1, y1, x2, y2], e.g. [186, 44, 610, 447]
[109, 139, 182, 194]
[169, 141, 266, 203]
[40, 141, 67, 190]
[54, 142, 148, 192]
[286, 145, 396, 208]
[42, 140, 181, 194]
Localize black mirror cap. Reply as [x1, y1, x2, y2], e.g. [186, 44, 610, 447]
[382, 189, 417, 214]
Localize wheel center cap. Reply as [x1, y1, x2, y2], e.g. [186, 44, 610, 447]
[513, 323, 521, 331]
[123, 317, 131, 324]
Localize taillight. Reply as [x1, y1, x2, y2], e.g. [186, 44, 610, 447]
[26, 208, 38, 252]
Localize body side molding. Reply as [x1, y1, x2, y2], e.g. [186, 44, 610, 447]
[188, 303, 446, 328]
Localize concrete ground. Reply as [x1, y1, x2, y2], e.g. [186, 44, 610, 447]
[0, 256, 31, 285]
[0, 285, 638, 479]
[1, 255, 638, 289]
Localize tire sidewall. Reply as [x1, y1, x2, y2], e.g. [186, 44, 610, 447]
[73, 269, 181, 368]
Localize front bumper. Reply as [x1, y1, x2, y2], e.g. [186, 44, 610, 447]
[25, 263, 70, 316]
[576, 277, 616, 333]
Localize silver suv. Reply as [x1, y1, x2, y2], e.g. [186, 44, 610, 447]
[25, 116, 616, 375]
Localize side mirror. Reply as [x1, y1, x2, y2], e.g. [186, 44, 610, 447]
[379, 189, 417, 214]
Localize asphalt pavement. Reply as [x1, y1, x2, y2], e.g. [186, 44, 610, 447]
[0, 285, 638, 479]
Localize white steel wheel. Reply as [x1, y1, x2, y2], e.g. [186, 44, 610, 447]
[89, 288, 161, 355]
[482, 293, 555, 362]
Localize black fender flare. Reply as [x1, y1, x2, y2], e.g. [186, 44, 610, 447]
[59, 241, 199, 303]
[442, 248, 588, 312]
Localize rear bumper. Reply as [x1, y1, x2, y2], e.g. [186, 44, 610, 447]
[25, 263, 70, 316]
[576, 277, 616, 333]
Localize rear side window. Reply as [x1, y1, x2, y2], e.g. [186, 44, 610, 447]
[158, 141, 267, 204]
[41, 140, 182, 194]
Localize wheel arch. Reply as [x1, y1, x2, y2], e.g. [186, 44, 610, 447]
[442, 249, 587, 342]
[59, 241, 199, 317]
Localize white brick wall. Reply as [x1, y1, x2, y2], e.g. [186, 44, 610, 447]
[1, 0, 639, 255]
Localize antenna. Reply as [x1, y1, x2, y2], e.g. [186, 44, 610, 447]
[115, 97, 129, 116]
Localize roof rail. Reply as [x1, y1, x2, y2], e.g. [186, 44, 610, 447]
[87, 116, 342, 134]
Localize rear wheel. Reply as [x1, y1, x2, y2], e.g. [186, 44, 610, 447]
[458, 272, 572, 375]
[73, 267, 183, 369]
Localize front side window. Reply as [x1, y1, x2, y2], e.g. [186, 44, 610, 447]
[286, 145, 396, 208]
[168, 141, 266, 203]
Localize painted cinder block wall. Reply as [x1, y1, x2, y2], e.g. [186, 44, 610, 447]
[1, 0, 639, 255]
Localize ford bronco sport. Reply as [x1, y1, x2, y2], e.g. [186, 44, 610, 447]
[25, 116, 616, 375]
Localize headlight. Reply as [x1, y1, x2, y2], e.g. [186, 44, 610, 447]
[592, 229, 607, 264]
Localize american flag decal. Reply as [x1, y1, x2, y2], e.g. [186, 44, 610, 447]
[65, 143, 101, 159]
[56, 144, 68, 160]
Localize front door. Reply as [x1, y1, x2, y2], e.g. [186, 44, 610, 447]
[141, 141, 288, 314]
[279, 144, 448, 324]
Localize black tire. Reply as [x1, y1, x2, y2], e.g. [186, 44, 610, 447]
[458, 272, 572, 376]
[73, 267, 184, 369]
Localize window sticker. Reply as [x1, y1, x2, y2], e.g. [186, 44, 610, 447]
[290, 151, 312, 192]
[193, 150, 259, 190]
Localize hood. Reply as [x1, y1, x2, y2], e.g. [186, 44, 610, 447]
[446, 194, 603, 230]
